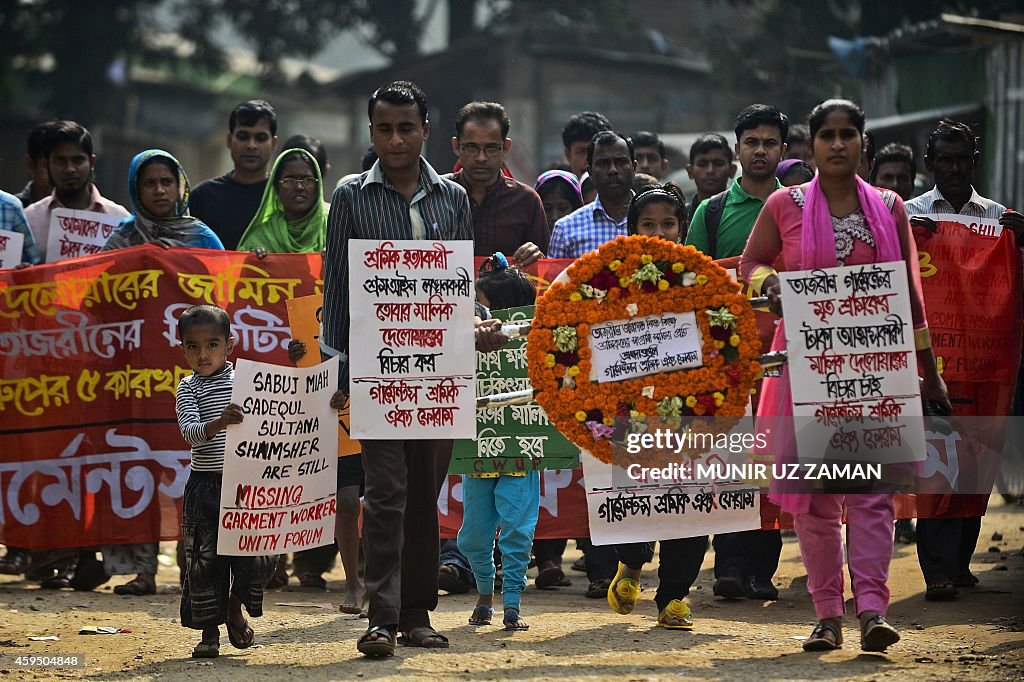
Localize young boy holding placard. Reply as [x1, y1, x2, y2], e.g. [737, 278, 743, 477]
[175, 305, 276, 658]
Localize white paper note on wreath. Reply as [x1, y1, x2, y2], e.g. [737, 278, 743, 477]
[581, 450, 760, 545]
[218, 356, 339, 556]
[46, 208, 122, 262]
[0, 230, 25, 269]
[780, 262, 925, 464]
[349, 239, 476, 439]
[590, 312, 703, 383]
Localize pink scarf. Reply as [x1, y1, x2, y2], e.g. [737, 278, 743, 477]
[801, 175, 901, 267]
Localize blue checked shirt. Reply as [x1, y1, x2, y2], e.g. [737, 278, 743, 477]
[547, 195, 628, 258]
[0, 189, 40, 266]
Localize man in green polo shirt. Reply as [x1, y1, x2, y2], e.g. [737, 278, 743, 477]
[685, 104, 790, 601]
[685, 104, 789, 259]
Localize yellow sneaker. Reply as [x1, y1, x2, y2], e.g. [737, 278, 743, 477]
[657, 599, 694, 630]
[607, 562, 641, 615]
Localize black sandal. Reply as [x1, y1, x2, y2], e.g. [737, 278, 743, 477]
[357, 625, 396, 658]
[802, 621, 842, 651]
[398, 627, 449, 648]
[860, 615, 900, 652]
[925, 579, 959, 601]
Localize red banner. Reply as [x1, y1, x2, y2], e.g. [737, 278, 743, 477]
[906, 220, 1022, 517]
[0, 245, 321, 549]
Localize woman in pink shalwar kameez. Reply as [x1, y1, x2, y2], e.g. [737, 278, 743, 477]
[739, 100, 951, 653]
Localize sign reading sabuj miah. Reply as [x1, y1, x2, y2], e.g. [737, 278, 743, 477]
[218, 356, 339, 555]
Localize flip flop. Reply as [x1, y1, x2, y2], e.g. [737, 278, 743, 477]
[606, 563, 641, 615]
[398, 627, 449, 648]
[535, 562, 565, 590]
[357, 625, 396, 658]
[469, 604, 493, 626]
[226, 617, 254, 649]
[502, 608, 529, 631]
[192, 641, 220, 658]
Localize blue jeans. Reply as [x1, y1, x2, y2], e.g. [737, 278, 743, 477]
[457, 473, 540, 610]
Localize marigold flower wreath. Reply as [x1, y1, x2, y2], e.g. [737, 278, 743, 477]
[527, 235, 763, 465]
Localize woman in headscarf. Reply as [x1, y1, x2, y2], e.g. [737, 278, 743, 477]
[103, 150, 223, 251]
[236, 148, 326, 254]
[740, 99, 950, 653]
[101, 149, 221, 596]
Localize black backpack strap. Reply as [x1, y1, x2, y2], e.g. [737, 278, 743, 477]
[703, 190, 729, 259]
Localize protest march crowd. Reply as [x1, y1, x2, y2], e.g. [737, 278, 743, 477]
[0, 77, 1022, 664]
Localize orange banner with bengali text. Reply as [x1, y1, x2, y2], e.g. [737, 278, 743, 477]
[0, 244, 322, 549]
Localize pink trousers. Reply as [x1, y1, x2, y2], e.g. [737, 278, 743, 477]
[794, 494, 894, 620]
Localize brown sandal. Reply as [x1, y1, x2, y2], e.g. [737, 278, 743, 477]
[113, 574, 155, 596]
[226, 617, 254, 649]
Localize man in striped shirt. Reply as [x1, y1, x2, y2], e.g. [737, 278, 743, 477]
[905, 118, 1024, 602]
[322, 81, 476, 657]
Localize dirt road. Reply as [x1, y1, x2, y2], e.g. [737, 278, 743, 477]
[1, 497, 1021, 681]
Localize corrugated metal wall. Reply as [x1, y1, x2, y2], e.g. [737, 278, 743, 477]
[987, 40, 1024, 211]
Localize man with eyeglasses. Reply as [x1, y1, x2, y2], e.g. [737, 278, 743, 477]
[449, 102, 549, 266]
[190, 100, 279, 250]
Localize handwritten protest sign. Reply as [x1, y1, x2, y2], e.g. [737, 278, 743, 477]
[450, 305, 579, 474]
[45, 209, 121, 263]
[590, 312, 703, 383]
[218, 356, 339, 555]
[349, 239, 475, 439]
[581, 450, 760, 545]
[285, 293, 360, 457]
[781, 262, 925, 464]
[0, 230, 25, 269]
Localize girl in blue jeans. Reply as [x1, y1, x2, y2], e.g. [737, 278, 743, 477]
[458, 254, 539, 631]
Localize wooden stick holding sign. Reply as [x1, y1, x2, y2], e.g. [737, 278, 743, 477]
[218, 356, 339, 555]
[286, 293, 361, 456]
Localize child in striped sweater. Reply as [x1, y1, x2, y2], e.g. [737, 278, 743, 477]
[175, 304, 276, 658]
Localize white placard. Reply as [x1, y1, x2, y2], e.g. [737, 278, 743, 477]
[218, 356, 339, 556]
[590, 312, 703, 383]
[582, 450, 760, 545]
[780, 262, 925, 464]
[0, 230, 25, 269]
[348, 240, 476, 439]
[46, 208, 121, 262]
